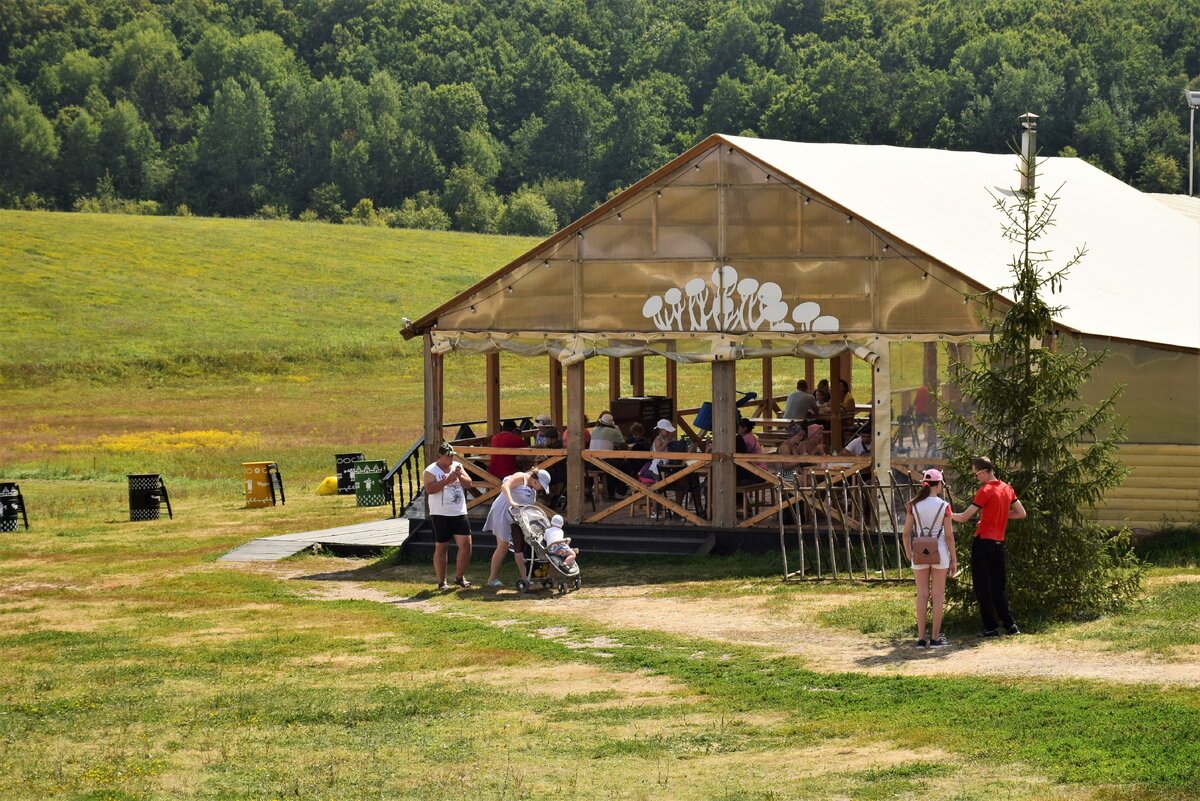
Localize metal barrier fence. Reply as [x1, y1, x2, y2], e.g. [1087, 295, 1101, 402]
[777, 469, 930, 582]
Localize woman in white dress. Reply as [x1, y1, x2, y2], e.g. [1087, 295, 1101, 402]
[483, 468, 550, 588]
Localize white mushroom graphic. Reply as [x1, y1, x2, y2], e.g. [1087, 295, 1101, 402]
[640, 265, 838, 334]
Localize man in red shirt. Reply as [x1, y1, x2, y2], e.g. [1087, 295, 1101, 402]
[950, 457, 1027, 637]
[488, 420, 525, 478]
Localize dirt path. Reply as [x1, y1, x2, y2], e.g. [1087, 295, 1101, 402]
[262, 564, 1200, 687]
[534, 586, 1200, 686]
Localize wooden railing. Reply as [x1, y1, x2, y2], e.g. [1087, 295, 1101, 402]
[580, 449, 713, 525]
[449, 445, 566, 519]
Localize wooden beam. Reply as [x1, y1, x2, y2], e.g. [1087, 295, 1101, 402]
[549, 356, 563, 426]
[761, 357, 774, 419]
[804, 357, 815, 390]
[486, 352, 500, 437]
[711, 360, 737, 528]
[665, 343, 678, 420]
[923, 342, 939, 413]
[872, 339, 893, 533]
[422, 333, 443, 466]
[608, 356, 620, 405]
[630, 356, 645, 396]
[565, 360, 585, 523]
[830, 356, 844, 452]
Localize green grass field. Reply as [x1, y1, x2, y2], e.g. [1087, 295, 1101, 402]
[2, 210, 1198, 800]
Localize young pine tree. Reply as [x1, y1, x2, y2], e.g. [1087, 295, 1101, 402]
[940, 144, 1143, 623]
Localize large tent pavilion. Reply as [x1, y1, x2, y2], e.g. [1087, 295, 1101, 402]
[406, 133, 1200, 534]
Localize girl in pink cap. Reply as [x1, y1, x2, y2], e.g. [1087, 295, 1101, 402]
[903, 468, 957, 647]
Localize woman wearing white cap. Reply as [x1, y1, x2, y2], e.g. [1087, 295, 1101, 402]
[903, 468, 957, 647]
[483, 468, 551, 588]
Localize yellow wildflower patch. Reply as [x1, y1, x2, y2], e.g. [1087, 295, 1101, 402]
[58, 429, 260, 454]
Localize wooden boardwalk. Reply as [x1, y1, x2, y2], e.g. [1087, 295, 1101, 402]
[219, 518, 410, 562]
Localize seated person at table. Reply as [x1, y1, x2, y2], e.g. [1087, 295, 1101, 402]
[783, 379, 818, 420]
[734, 424, 756, 484]
[739, 417, 765, 466]
[802, 423, 826, 455]
[778, 422, 826, 470]
[540, 426, 566, 500]
[651, 418, 677, 453]
[626, 421, 651, 451]
[587, 412, 626, 498]
[621, 421, 651, 480]
[839, 379, 857, 414]
[814, 387, 831, 409]
[913, 385, 932, 420]
[842, 428, 871, 457]
[588, 412, 625, 450]
[489, 419, 525, 477]
[533, 413, 557, 446]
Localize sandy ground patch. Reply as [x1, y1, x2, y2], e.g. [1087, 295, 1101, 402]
[540, 588, 1200, 686]
[269, 566, 1200, 687]
[233, 559, 1200, 686]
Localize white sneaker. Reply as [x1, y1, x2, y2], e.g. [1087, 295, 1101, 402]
[487, 578, 504, 588]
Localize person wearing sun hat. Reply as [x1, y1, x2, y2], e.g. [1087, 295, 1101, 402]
[903, 468, 957, 648]
[482, 467, 552, 588]
[587, 411, 627, 499]
[533, 413, 556, 447]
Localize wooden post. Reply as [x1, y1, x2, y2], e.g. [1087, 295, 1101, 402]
[608, 356, 621, 405]
[711, 359, 737, 528]
[804, 357, 815, 389]
[872, 339, 893, 530]
[761, 356, 774, 418]
[549, 355, 563, 426]
[486, 352, 500, 437]
[665, 348, 678, 414]
[630, 356, 645, 396]
[923, 342, 940, 453]
[422, 333, 443, 465]
[566, 360, 585, 523]
[830, 355, 844, 452]
[923, 342, 939, 413]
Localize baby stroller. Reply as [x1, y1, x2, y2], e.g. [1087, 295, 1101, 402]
[509, 506, 581, 595]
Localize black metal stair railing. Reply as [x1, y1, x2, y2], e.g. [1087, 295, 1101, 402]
[384, 438, 425, 518]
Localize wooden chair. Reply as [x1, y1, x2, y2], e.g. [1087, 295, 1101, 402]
[736, 480, 776, 520]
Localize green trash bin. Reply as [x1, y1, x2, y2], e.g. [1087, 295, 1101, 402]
[353, 459, 388, 507]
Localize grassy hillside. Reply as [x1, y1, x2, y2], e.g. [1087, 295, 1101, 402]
[0, 211, 538, 383]
[1, 209, 870, 488]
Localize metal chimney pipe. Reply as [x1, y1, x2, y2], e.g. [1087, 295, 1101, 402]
[1019, 112, 1039, 195]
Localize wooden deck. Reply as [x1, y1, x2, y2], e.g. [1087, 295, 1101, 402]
[219, 518, 410, 562]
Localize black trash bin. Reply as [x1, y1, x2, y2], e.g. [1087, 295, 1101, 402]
[335, 452, 365, 495]
[128, 474, 173, 521]
[0, 482, 28, 531]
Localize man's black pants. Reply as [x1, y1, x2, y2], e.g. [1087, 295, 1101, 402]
[971, 537, 1016, 632]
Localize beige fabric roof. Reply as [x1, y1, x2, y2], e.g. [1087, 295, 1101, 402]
[727, 136, 1200, 350]
[1150, 193, 1200, 224]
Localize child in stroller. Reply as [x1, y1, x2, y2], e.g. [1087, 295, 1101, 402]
[509, 506, 581, 595]
[543, 514, 577, 567]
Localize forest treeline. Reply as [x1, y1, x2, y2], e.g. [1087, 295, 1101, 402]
[1, 0, 1197, 234]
